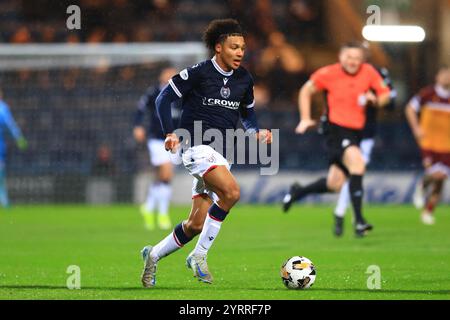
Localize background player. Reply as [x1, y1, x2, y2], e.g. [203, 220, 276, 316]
[332, 67, 397, 236]
[0, 89, 28, 208]
[282, 42, 391, 237]
[133, 67, 180, 230]
[405, 66, 450, 225]
[140, 19, 272, 287]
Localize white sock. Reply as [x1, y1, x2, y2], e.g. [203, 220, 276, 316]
[193, 215, 222, 256]
[157, 182, 172, 216]
[150, 232, 181, 262]
[145, 183, 158, 212]
[335, 181, 350, 218]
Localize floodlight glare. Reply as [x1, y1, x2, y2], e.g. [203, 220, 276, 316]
[362, 25, 426, 42]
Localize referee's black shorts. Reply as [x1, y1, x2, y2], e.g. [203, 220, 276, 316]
[326, 123, 363, 176]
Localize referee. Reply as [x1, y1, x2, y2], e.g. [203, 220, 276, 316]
[282, 42, 391, 237]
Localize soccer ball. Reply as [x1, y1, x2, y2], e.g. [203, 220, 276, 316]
[280, 256, 316, 289]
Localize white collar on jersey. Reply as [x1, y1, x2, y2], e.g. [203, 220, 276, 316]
[435, 85, 450, 99]
[211, 56, 234, 77]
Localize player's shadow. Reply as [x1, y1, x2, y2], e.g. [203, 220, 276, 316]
[2, 285, 450, 296]
[0, 284, 210, 291]
[296, 288, 450, 295]
[245, 286, 450, 295]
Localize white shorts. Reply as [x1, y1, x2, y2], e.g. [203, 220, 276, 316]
[426, 163, 450, 178]
[360, 138, 375, 165]
[181, 145, 231, 200]
[147, 139, 171, 167]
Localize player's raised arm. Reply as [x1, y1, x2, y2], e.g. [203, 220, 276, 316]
[295, 80, 318, 134]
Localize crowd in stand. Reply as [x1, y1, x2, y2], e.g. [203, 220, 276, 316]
[0, 0, 327, 110]
[0, 1, 421, 174]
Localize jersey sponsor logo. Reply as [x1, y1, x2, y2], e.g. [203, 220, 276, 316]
[180, 69, 189, 80]
[220, 86, 231, 99]
[202, 97, 240, 110]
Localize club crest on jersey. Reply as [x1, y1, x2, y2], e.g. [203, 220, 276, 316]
[220, 86, 231, 99]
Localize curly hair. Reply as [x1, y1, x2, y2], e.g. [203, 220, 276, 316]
[202, 19, 243, 51]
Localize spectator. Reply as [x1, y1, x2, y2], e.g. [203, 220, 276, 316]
[131, 24, 153, 42]
[228, 0, 276, 41]
[87, 27, 107, 43]
[253, 83, 271, 110]
[112, 32, 128, 43]
[259, 31, 307, 108]
[66, 33, 81, 44]
[40, 25, 56, 43]
[10, 26, 32, 43]
[91, 144, 116, 177]
[286, 0, 324, 42]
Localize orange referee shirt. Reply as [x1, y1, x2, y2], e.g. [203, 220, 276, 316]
[310, 63, 390, 130]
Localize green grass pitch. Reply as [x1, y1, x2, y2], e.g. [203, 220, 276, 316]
[0, 204, 449, 300]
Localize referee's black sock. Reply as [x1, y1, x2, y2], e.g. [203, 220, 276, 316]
[294, 177, 329, 201]
[349, 175, 365, 224]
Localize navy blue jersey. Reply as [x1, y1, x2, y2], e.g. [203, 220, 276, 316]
[168, 57, 255, 149]
[134, 85, 181, 140]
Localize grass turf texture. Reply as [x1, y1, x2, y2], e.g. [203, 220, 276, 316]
[0, 204, 449, 300]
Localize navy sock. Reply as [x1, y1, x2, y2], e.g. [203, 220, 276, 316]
[173, 222, 192, 246]
[208, 203, 229, 222]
